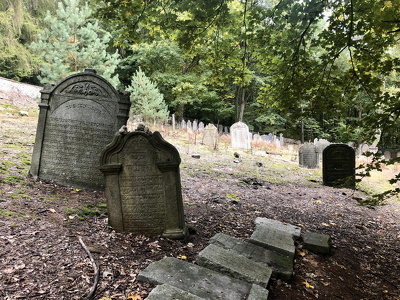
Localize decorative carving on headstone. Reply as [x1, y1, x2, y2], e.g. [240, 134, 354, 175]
[99, 126, 188, 240]
[230, 121, 251, 150]
[322, 144, 355, 188]
[299, 144, 319, 169]
[29, 69, 130, 190]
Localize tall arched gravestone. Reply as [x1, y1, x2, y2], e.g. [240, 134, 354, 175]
[323, 144, 355, 188]
[230, 121, 251, 150]
[30, 69, 131, 190]
[99, 127, 188, 240]
[299, 144, 319, 169]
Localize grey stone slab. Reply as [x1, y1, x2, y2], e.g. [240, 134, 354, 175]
[254, 218, 302, 239]
[303, 232, 331, 254]
[197, 244, 272, 287]
[146, 284, 205, 300]
[248, 284, 270, 300]
[210, 233, 293, 281]
[138, 257, 268, 300]
[250, 225, 296, 258]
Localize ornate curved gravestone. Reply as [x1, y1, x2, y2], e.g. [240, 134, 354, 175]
[299, 144, 319, 169]
[30, 69, 130, 190]
[99, 126, 188, 240]
[322, 144, 355, 188]
[230, 121, 251, 150]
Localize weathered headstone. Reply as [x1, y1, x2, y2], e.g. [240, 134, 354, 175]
[322, 144, 355, 188]
[218, 124, 223, 134]
[181, 119, 186, 130]
[193, 120, 198, 131]
[30, 69, 130, 190]
[198, 122, 205, 132]
[99, 126, 187, 240]
[202, 124, 219, 147]
[172, 114, 176, 131]
[299, 144, 319, 169]
[187, 120, 192, 131]
[230, 122, 251, 150]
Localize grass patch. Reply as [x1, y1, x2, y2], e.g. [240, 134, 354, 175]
[0, 208, 24, 218]
[3, 175, 28, 184]
[64, 203, 107, 220]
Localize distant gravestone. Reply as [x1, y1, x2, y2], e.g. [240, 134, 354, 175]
[193, 120, 198, 131]
[181, 120, 186, 130]
[99, 126, 188, 240]
[198, 122, 205, 132]
[202, 124, 218, 148]
[315, 138, 331, 160]
[223, 126, 229, 134]
[230, 122, 251, 150]
[30, 69, 130, 190]
[187, 120, 192, 131]
[299, 144, 319, 169]
[323, 144, 355, 188]
[218, 124, 223, 134]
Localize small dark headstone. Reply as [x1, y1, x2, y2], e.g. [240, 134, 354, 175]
[322, 144, 355, 188]
[99, 126, 187, 240]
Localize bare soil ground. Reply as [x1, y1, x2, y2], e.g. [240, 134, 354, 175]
[0, 97, 399, 300]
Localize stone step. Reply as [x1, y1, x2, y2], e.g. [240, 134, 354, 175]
[303, 232, 332, 254]
[249, 225, 296, 258]
[145, 284, 204, 300]
[196, 244, 273, 287]
[137, 257, 269, 300]
[254, 217, 302, 239]
[209, 233, 293, 281]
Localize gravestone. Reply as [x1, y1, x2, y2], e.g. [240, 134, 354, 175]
[218, 124, 223, 134]
[30, 69, 130, 190]
[198, 122, 205, 132]
[323, 144, 355, 188]
[172, 114, 176, 131]
[202, 124, 219, 148]
[224, 126, 229, 134]
[315, 138, 331, 160]
[230, 122, 251, 150]
[299, 144, 319, 169]
[181, 120, 186, 130]
[193, 120, 198, 131]
[99, 126, 188, 240]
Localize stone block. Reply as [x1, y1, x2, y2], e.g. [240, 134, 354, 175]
[197, 244, 272, 287]
[254, 218, 302, 239]
[210, 233, 293, 281]
[303, 232, 331, 254]
[146, 284, 204, 300]
[138, 257, 269, 300]
[250, 225, 296, 258]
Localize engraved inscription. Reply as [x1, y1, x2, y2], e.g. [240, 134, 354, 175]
[119, 148, 166, 234]
[62, 82, 108, 97]
[39, 117, 115, 186]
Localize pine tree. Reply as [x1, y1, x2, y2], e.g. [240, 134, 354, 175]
[127, 67, 169, 125]
[30, 0, 120, 87]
